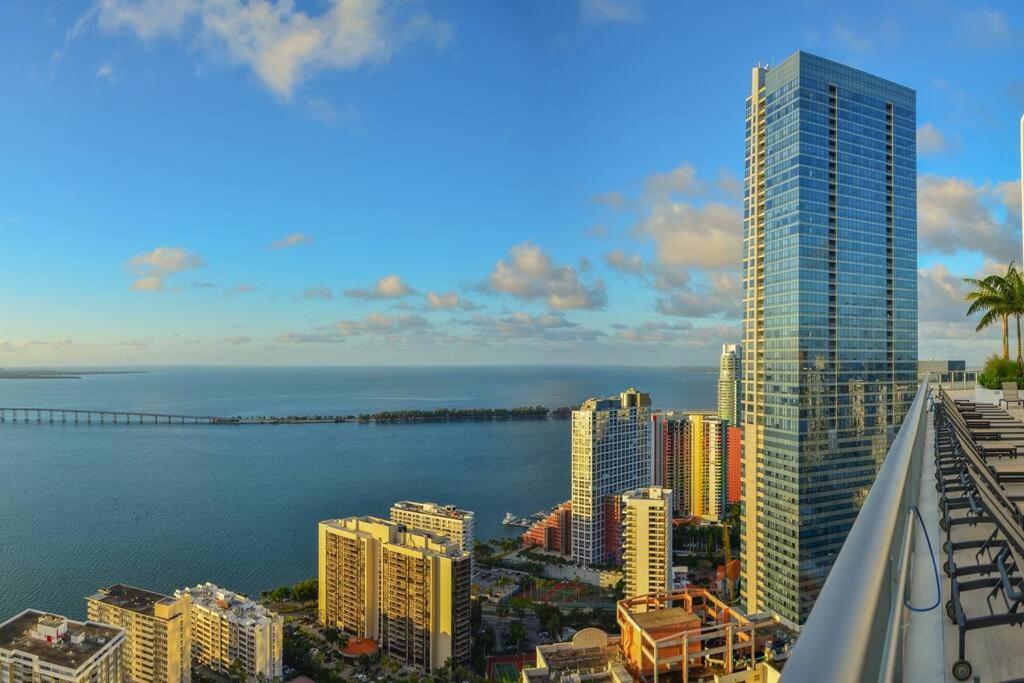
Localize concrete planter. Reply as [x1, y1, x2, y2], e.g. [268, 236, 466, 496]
[974, 386, 1004, 405]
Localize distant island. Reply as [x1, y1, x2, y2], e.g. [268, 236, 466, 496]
[0, 369, 146, 380]
[210, 405, 576, 425]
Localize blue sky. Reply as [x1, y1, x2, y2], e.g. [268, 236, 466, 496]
[1, 0, 1022, 366]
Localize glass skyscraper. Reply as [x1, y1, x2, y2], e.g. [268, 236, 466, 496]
[740, 52, 917, 624]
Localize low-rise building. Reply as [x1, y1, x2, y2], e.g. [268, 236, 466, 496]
[0, 610, 125, 683]
[521, 501, 572, 555]
[174, 583, 282, 682]
[86, 584, 191, 683]
[389, 500, 475, 553]
[520, 629, 631, 683]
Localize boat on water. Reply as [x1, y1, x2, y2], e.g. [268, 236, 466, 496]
[502, 512, 532, 527]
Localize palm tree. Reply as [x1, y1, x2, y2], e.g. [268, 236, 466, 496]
[964, 264, 1017, 359]
[1009, 266, 1024, 372]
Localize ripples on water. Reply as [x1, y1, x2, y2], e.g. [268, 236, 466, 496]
[0, 365, 715, 618]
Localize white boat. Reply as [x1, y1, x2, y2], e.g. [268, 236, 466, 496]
[502, 512, 531, 527]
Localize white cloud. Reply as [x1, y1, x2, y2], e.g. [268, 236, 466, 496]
[917, 123, 950, 156]
[269, 232, 314, 249]
[89, 0, 453, 98]
[918, 263, 967, 323]
[424, 291, 475, 311]
[301, 284, 334, 300]
[126, 246, 204, 291]
[345, 274, 416, 299]
[227, 283, 255, 296]
[580, 0, 644, 23]
[643, 162, 705, 200]
[638, 201, 741, 270]
[486, 242, 606, 310]
[603, 250, 644, 275]
[918, 175, 1021, 260]
[468, 312, 603, 343]
[95, 62, 116, 82]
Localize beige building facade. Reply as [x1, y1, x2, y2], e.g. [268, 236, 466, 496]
[86, 584, 191, 683]
[319, 516, 471, 672]
[621, 487, 672, 599]
[174, 583, 282, 682]
[389, 500, 475, 553]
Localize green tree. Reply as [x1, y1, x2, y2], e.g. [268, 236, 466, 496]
[291, 578, 318, 602]
[227, 659, 247, 683]
[506, 621, 528, 652]
[965, 264, 1018, 360]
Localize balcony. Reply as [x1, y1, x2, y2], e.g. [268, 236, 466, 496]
[784, 379, 1024, 682]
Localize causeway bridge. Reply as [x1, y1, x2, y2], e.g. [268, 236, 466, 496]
[0, 407, 218, 425]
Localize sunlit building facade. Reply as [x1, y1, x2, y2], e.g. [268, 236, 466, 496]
[651, 411, 725, 522]
[741, 51, 917, 623]
[621, 487, 673, 598]
[86, 584, 191, 683]
[318, 517, 471, 672]
[389, 500, 475, 553]
[174, 583, 282, 681]
[571, 388, 652, 566]
[718, 343, 742, 426]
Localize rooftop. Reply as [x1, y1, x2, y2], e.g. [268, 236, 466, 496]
[0, 610, 123, 671]
[175, 583, 279, 626]
[87, 584, 177, 616]
[390, 500, 474, 520]
[630, 606, 701, 632]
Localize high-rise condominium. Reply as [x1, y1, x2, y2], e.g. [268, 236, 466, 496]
[86, 584, 191, 683]
[0, 610, 125, 683]
[174, 583, 283, 681]
[389, 500, 475, 553]
[741, 52, 917, 623]
[318, 517, 472, 672]
[621, 487, 673, 598]
[718, 344, 741, 426]
[651, 411, 726, 522]
[571, 388, 652, 566]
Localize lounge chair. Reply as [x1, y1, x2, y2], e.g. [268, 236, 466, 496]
[1000, 382, 1024, 409]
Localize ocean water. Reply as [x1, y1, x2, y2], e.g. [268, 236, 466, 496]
[0, 366, 715, 620]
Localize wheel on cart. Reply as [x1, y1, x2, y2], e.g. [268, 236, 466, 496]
[940, 518, 948, 532]
[943, 560, 951, 577]
[945, 600, 955, 620]
[943, 540, 952, 553]
[952, 659, 972, 681]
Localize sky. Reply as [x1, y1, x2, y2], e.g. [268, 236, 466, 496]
[1, 0, 1022, 367]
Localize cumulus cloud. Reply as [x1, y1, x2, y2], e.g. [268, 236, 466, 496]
[126, 246, 204, 291]
[301, 285, 334, 300]
[918, 175, 1021, 260]
[269, 232, 314, 249]
[227, 283, 255, 295]
[327, 312, 429, 335]
[917, 123, 950, 156]
[277, 331, 344, 344]
[345, 274, 416, 299]
[638, 201, 741, 269]
[424, 291, 476, 311]
[643, 162, 705, 200]
[468, 312, 603, 343]
[918, 263, 967, 323]
[655, 271, 742, 319]
[88, 0, 452, 98]
[603, 250, 645, 275]
[485, 242, 606, 310]
[580, 0, 644, 23]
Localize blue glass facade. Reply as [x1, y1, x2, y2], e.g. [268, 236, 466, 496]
[741, 52, 917, 623]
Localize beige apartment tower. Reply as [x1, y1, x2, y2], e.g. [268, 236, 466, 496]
[0, 610, 125, 683]
[621, 487, 673, 599]
[174, 583, 282, 681]
[319, 517, 472, 672]
[389, 500, 475, 553]
[87, 584, 191, 683]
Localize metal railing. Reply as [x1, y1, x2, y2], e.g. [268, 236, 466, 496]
[919, 370, 978, 390]
[783, 379, 930, 682]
